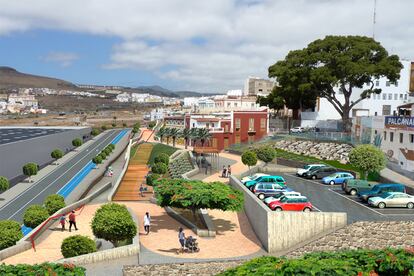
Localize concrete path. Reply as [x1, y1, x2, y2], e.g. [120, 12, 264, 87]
[381, 167, 414, 188]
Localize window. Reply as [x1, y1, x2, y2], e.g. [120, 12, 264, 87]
[224, 124, 229, 132]
[260, 118, 266, 130]
[375, 80, 380, 86]
[235, 118, 241, 131]
[374, 112, 378, 116]
[374, 130, 377, 135]
[409, 134, 414, 143]
[404, 94, 408, 100]
[388, 93, 392, 100]
[227, 102, 231, 107]
[390, 132, 394, 142]
[383, 131, 387, 141]
[386, 81, 390, 87]
[249, 118, 255, 130]
[395, 81, 398, 87]
[382, 93, 386, 100]
[234, 103, 238, 107]
[382, 105, 391, 115]
[400, 133, 404, 143]
[394, 94, 398, 100]
[235, 134, 241, 144]
[400, 94, 404, 100]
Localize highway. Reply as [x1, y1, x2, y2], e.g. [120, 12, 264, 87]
[0, 129, 122, 222]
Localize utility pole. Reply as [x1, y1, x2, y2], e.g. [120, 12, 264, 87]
[372, 0, 377, 39]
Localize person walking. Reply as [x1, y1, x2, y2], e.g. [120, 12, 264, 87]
[139, 184, 144, 197]
[68, 211, 78, 232]
[222, 166, 227, 178]
[144, 212, 151, 235]
[227, 165, 232, 178]
[59, 214, 67, 232]
[178, 227, 186, 253]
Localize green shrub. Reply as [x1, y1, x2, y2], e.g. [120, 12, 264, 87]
[72, 138, 83, 147]
[91, 203, 137, 247]
[92, 155, 103, 164]
[154, 153, 170, 165]
[50, 149, 64, 161]
[0, 220, 23, 250]
[22, 162, 38, 179]
[103, 148, 111, 155]
[0, 263, 85, 275]
[61, 235, 96, 258]
[23, 205, 49, 229]
[111, 123, 116, 128]
[0, 176, 9, 192]
[44, 194, 66, 215]
[147, 143, 178, 165]
[91, 128, 100, 136]
[254, 146, 276, 164]
[148, 121, 156, 129]
[101, 125, 108, 131]
[151, 162, 168, 174]
[146, 173, 160, 186]
[99, 152, 107, 160]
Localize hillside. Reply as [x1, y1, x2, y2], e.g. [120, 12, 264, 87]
[0, 67, 78, 90]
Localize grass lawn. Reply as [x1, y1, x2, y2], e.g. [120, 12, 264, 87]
[130, 144, 138, 158]
[147, 143, 178, 165]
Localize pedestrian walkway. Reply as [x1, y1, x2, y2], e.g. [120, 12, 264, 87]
[113, 143, 153, 201]
[381, 167, 414, 189]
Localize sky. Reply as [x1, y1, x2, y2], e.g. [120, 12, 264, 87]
[0, 0, 414, 93]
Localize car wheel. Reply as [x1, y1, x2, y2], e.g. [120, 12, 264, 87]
[329, 180, 335, 185]
[275, 207, 282, 212]
[258, 194, 265, 200]
[303, 207, 311, 212]
[407, 202, 414, 209]
[311, 175, 317, 180]
[349, 189, 357, 196]
[378, 202, 386, 209]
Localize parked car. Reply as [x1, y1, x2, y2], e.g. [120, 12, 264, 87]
[322, 172, 354, 185]
[264, 191, 301, 205]
[245, 175, 286, 191]
[241, 173, 268, 184]
[358, 183, 406, 202]
[252, 183, 292, 200]
[269, 196, 313, 212]
[342, 179, 377, 196]
[290, 127, 304, 133]
[306, 166, 338, 180]
[296, 164, 326, 177]
[368, 192, 414, 209]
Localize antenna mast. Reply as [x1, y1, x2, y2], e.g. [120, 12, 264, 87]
[373, 0, 377, 39]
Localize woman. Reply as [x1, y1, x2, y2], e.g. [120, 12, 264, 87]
[59, 214, 67, 231]
[144, 212, 151, 234]
[178, 227, 186, 253]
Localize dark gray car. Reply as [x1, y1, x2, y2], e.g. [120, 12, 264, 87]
[306, 166, 338, 180]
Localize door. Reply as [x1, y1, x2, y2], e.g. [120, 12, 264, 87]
[224, 138, 229, 149]
[212, 138, 218, 148]
[284, 199, 296, 211]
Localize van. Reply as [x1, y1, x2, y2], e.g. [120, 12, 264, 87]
[342, 179, 377, 196]
[358, 183, 406, 201]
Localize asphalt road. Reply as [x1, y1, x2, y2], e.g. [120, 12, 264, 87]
[282, 173, 414, 223]
[0, 129, 121, 222]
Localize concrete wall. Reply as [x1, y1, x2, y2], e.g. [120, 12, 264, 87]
[0, 127, 91, 182]
[229, 175, 347, 254]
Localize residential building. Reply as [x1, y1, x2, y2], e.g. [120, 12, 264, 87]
[243, 77, 275, 96]
[8, 93, 38, 109]
[150, 108, 165, 121]
[115, 92, 131, 102]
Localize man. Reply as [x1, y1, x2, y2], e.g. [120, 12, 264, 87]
[144, 212, 151, 235]
[69, 211, 78, 232]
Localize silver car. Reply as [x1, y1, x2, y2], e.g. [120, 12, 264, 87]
[368, 192, 414, 209]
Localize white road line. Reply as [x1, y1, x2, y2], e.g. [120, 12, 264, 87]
[312, 205, 321, 212]
[287, 174, 328, 186]
[383, 213, 414, 216]
[1, 131, 117, 213]
[328, 188, 384, 216]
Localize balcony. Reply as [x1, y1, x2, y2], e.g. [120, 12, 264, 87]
[247, 128, 256, 135]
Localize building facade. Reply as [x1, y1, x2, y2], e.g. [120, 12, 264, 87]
[243, 77, 275, 96]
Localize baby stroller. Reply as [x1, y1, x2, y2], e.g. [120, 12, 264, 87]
[185, 236, 200, 253]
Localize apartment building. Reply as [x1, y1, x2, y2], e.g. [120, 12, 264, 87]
[243, 77, 275, 96]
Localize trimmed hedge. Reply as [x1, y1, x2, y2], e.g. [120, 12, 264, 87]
[61, 235, 96, 258]
[151, 162, 168, 175]
[72, 138, 83, 147]
[0, 263, 85, 275]
[0, 220, 23, 250]
[23, 205, 49, 229]
[44, 194, 66, 215]
[0, 176, 9, 192]
[154, 153, 170, 165]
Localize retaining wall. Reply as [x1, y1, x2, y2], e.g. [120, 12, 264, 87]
[229, 175, 347, 253]
[107, 139, 132, 201]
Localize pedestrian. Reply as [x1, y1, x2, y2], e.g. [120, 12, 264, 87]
[139, 184, 144, 197]
[68, 210, 78, 232]
[59, 214, 66, 232]
[178, 227, 186, 253]
[222, 165, 227, 178]
[227, 165, 232, 177]
[144, 212, 151, 235]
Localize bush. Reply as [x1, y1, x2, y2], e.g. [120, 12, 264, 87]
[91, 128, 100, 136]
[22, 162, 38, 179]
[99, 152, 107, 160]
[111, 123, 116, 128]
[23, 205, 49, 229]
[0, 263, 85, 275]
[72, 138, 83, 147]
[101, 125, 108, 131]
[50, 149, 64, 161]
[148, 121, 156, 129]
[241, 150, 257, 170]
[146, 173, 160, 186]
[103, 148, 111, 155]
[254, 146, 276, 164]
[91, 203, 137, 247]
[123, 123, 127, 127]
[151, 162, 168, 174]
[0, 220, 23, 250]
[92, 155, 103, 164]
[44, 194, 65, 215]
[61, 235, 96, 258]
[154, 153, 170, 165]
[0, 176, 9, 192]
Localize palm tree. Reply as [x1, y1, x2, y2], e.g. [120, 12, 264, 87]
[189, 128, 199, 147]
[180, 128, 191, 149]
[197, 128, 212, 147]
[164, 127, 172, 145]
[156, 127, 166, 143]
[169, 128, 180, 147]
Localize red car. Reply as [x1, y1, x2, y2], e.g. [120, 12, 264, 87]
[269, 196, 312, 212]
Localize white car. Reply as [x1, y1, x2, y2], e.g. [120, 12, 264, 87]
[296, 164, 326, 177]
[241, 173, 268, 184]
[264, 191, 301, 205]
[290, 127, 304, 133]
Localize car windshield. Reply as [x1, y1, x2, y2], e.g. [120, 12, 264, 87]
[279, 196, 288, 202]
[252, 175, 262, 180]
[378, 192, 392, 199]
[327, 173, 337, 178]
[303, 165, 310, 169]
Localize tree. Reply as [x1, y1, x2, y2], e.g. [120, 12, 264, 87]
[61, 235, 96, 258]
[99, 152, 107, 160]
[101, 125, 108, 131]
[180, 128, 191, 149]
[92, 155, 103, 165]
[242, 150, 257, 175]
[255, 146, 276, 165]
[349, 144, 386, 179]
[91, 128, 100, 136]
[72, 138, 83, 147]
[23, 205, 49, 229]
[164, 128, 172, 145]
[0, 176, 9, 193]
[154, 153, 170, 165]
[111, 122, 116, 128]
[0, 220, 23, 250]
[91, 203, 137, 247]
[257, 92, 286, 117]
[189, 128, 199, 146]
[169, 128, 180, 147]
[23, 162, 38, 182]
[196, 128, 212, 147]
[268, 35, 403, 131]
[44, 194, 66, 215]
[148, 121, 156, 129]
[155, 179, 244, 219]
[156, 127, 167, 143]
[50, 149, 64, 165]
[152, 162, 168, 175]
[122, 122, 127, 127]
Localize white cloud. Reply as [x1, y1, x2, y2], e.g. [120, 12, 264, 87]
[1, 0, 414, 91]
[42, 52, 79, 67]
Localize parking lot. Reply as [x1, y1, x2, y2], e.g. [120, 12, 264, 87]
[283, 173, 414, 223]
[0, 128, 68, 145]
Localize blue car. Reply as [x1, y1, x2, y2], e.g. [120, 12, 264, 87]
[322, 172, 354, 185]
